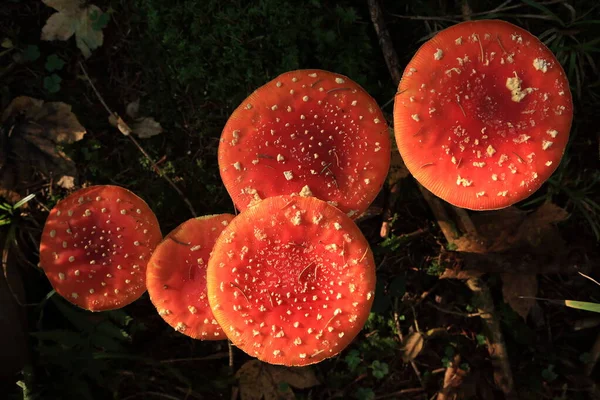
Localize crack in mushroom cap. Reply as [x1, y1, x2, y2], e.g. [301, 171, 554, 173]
[39, 185, 162, 311]
[147, 214, 235, 340]
[206, 195, 376, 366]
[394, 20, 573, 210]
[218, 69, 391, 218]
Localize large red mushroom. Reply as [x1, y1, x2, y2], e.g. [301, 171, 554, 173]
[206, 195, 376, 366]
[218, 69, 391, 218]
[39, 185, 162, 311]
[394, 20, 573, 210]
[147, 214, 234, 339]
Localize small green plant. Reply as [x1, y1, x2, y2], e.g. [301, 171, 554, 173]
[0, 194, 35, 227]
[354, 387, 375, 400]
[370, 360, 389, 379]
[21, 44, 40, 61]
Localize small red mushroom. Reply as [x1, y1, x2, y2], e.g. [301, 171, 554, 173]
[39, 185, 162, 311]
[206, 195, 376, 366]
[218, 69, 391, 219]
[147, 214, 234, 340]
[394, 20, 573, 210]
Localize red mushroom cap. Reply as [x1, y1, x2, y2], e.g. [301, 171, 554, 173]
[147, 214, 235, 340]
[394, 20, 573, 210]
[39, 185, 162, 311]
[218, 69, 391, 219]
[206, 195, 376, 366]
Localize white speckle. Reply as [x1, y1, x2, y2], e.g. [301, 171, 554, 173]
[513, 134, 531, 144]
[545, 161, 553, 166]
[335, 77, 345, 84]
[351, 100, 357, 106]
[283, 171, 294, 180]
[50, 230, 56, 238]
[69, 256, 75, 262]
[374, 118, 381, 124]
[58, 272, 65, 280]
[546, 129, 558, 138]
[120, 209, 127, 215]
[542, 140, 553, 150]
[71, 293, 78, 299]
[455, 37, 462, 45]
[411, 114, 420, 122]
[533, 58, 549, 73]
[273, 350, 281, 356]
[456, 176, 473, 187]
[175, 322, 187, 332]
[312, 213, 323, 225]
[190, 245, 201, 251]
[497, 191, 508, 197]
[506, 72, 534, 102]
[299, 353, 307, 359]
[476, 191, 485, 198]
[277, 154, 285, 162]
[299, 185, 313, 197]
[472, 162, 486, 168]
[302, 96, 309, 102]
[434, 48, 443, 60]
[486, 145, 496, 157]
[291, 211, 302, 226]
[233, 162, 242, 171]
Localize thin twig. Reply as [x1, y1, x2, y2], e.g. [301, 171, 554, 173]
[78, 61, 197, 218]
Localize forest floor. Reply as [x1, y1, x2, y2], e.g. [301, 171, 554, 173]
[1, 0, 599, 399]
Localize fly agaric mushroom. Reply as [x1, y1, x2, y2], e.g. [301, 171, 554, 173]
[147, 214, 234, 339]
[218, 69, 390, 219]
[394, 20, 573, 210]
[39, 185, 162, 311]
[206, 195, 376, 366]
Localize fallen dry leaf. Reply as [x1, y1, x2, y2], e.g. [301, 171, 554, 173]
[501, 273, 538, 319]
[1, 96, 86, 197]
[130, 117, 163, 139]
[41, 0, 105, 58]
[237, 360, 319, 400]
[446, 202, 568, 317]
[108, 99, 164, 139]
[400, 331, 424, 362]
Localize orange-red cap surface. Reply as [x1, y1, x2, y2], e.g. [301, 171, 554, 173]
[39, 185, 162, 311]
[394, 20, 573, 210]
[207, 195, 376, 366]
[147, 214, 234, 339]
[219, 69, 390, 218]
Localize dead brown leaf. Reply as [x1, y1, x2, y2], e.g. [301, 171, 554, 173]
[236, 360, 319, 400]
[400, 331, 424, 362]
[446, 202, 568, 317]
[501, 273, 538, 319]
[108, 99, 163, 139]
[41, 0, 105, 58]
[0, 96, 86, 197]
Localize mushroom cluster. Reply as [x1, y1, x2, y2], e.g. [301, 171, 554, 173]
[394, 19, 572, 210]
[36, 19, 573, 368]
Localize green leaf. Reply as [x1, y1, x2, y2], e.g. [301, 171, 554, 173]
[90, 10, 110, 31]
[45, 54, 65, 72]
[344, 349, 361, 372]
[43, 74, 62, 93]
[354, 387, 375, 400]
[370, 360, 389, 379]
[476, 334, 487, 346]
[564, 300, 600, 313]
[22, 45, 40, 62]
[542, 365, 558, 382]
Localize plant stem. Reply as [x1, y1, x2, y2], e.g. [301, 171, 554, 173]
[78, 61, 197, 218]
